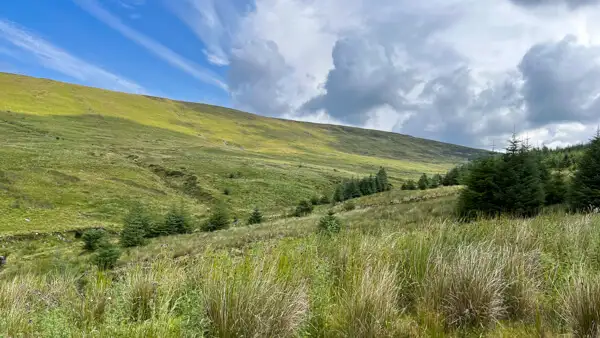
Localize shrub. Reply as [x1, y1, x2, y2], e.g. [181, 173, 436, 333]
[343, 201, 356, 212]
[310, 196, 320, 206]
[563, 272, 600, 337]
[294, 200, 313, 217]
[401, 180, 417, 190]
[318, 210, 341, 234]
[223, 187, 231, 195]
[203, 203, 230, 232]
[248, 207, 263, 225]
[120, 204, 152, 247]
[319, 194, 330, 205]
[82, 229, 107, 251]
[164, 204, 192, 235]
[92, 243, 121, 270]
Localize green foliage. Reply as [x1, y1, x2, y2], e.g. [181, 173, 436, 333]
[223, 187, 231, 195]
[569, 133, 600, 211]
[204, 203, 230, 232]
[319, 194, 330, 205]
[318, 210, 342, 233]
[247, 207, 263, 225]
[310, 196, 320, 206]
[545, 172, 567, 206]
[401, 180, 418, 190]
[92, 243, 121, 270]
[294, 200, 314, 217]
[418, 173, 430, 190]
[430, 174, 443, 188]
[82, 229, 107, 252]
[120, 204, 152, 247]
[164, 204, 192, 235]
[442, 167, 460, 186]
[343, 201, 356, 212]
[458, 134, 545, 218]
[332, 185, 344, 203]
[376, 167, 390, 192]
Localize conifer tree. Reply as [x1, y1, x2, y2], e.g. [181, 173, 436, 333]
[457, 156, 502, 218]
[369, 175, 378, 194]
[545, 172, 567, 205]
[332, 185, 344, 203]
[248, 207, 263, 225]
[203, 203, 230, 232]
[430, 174, 442, 188]
[164, 203, 192, 235]
[376, 167, 389, 192]
[418, 173, 430, 190]
[569, 131, 600, 211]
[350, 179, 362, 198]
[402, 180, 417, 190]
[120, 203, 152, 247]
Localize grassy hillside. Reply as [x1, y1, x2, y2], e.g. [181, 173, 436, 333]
[0, 72, 486, 234]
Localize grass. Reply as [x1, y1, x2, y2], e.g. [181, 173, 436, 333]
[3, 187, 600, 336]
[0, 72, 484, 234]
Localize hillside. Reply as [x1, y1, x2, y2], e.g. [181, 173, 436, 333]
[0, 72, 486, 234]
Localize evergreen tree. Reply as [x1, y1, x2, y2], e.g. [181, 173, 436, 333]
[545, 172, 567, 205]
[418, 173, 430, 190]
[430, 174, 443, 188]
[350, 179, 362, 198]
[343, 180, 353, 201]
[496, 135, 545, 217]
[569, 132, 600, 211]
[120, 203, 152, 247]
[320, 194, 331, 205]
[203, 203, 230, 232]
[164, 203, 192, 234]
[294, 199, 314, 217]
[317, 210, 342, 234]
[402, 180, 417, 190]
[457, 156, 502, 218]
[369, 175, 378, 194]
[376, 167, 389, 192]
[442, 167, 460, 186]
[248, 207, 263, 225]
[332, 185, 344, 203]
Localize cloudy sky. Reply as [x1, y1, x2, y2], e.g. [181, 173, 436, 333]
[1, 0, 600, 149]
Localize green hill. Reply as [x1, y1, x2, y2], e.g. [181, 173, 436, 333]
[0, 72, 486, 234]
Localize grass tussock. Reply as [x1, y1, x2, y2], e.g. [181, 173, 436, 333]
[563, 271, 600, 337]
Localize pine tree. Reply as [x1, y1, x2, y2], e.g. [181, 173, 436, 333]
[418, 173, 430, 190]
[457, 156, 502, 218]
[569, 132, 600, 211]
[120, 203, 152, 247]
[546, 172, 567, 205]
[248, 207, 263, 225]
[376, 167, 389, 192]
[402, 180, 417, 190]
[164, 203, 192, 235]
[332, 185, 344, 203]
[203, 203, 230, 232]
[294, 200, 314, 217]
[430, 174, 443, 188]
[343, 181, 353, 201]
[350, 179, 362, 198]
[370, 175, 378, 194]
[442, 167, 460, 186]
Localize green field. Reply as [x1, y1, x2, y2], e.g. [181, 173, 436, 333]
[0, 72, 485, 234]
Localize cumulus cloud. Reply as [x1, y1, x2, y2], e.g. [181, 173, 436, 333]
[185, 0, 600, 147]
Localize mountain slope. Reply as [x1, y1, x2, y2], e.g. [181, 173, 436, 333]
[0, 72, 487, 234]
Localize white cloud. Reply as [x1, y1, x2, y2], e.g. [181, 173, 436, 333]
[166, 0, 242, 66]
[74, 0, 228, 90]
[223, 0, 600, 148]
[0, 20, 145, 94]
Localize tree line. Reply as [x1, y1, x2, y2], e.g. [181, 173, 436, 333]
[457, 132, 600, 219]
[331, 167, 390, 203]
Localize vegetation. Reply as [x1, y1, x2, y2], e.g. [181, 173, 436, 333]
[0, 73, 484, 235]
[92, 243, 121, 270]
[247, 207, 263, 225]
[163, 204, 192, 235]
[203, 203, 230, 232]
[332, 168, 391, 203]
[120, 204, 151, 247]
[81, 229, 107, 251]
[569, 132, 600, 211]
[317, 210, 342, 233]
[294, 200, 314, 217]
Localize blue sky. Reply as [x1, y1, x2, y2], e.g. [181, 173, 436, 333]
[0, 0, 241, 106]
[1, 0, 600, 148]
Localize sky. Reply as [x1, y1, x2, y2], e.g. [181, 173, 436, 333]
[1, 0, 600, 149]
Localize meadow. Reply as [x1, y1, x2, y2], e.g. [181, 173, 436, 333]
[2, 185, 600, 337]
[0, 73, 485, 234]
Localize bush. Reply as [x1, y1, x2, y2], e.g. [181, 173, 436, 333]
[92, 243, 121, 270]
[82, 229, 107, 251]
[248, 207, 263, 225]
[294, 200, 313, 217]
[401, 180, 417, 190]
[319, 194, 330, 205]
[343, 201, 356, 212]
[318, 210, 341, 234]
[120, 204, 152, 248]
[310, 196, 320, 206]
[203, 203, 230, 232]
[164, 204, 192, 235]
[223, 188, 231, 195]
